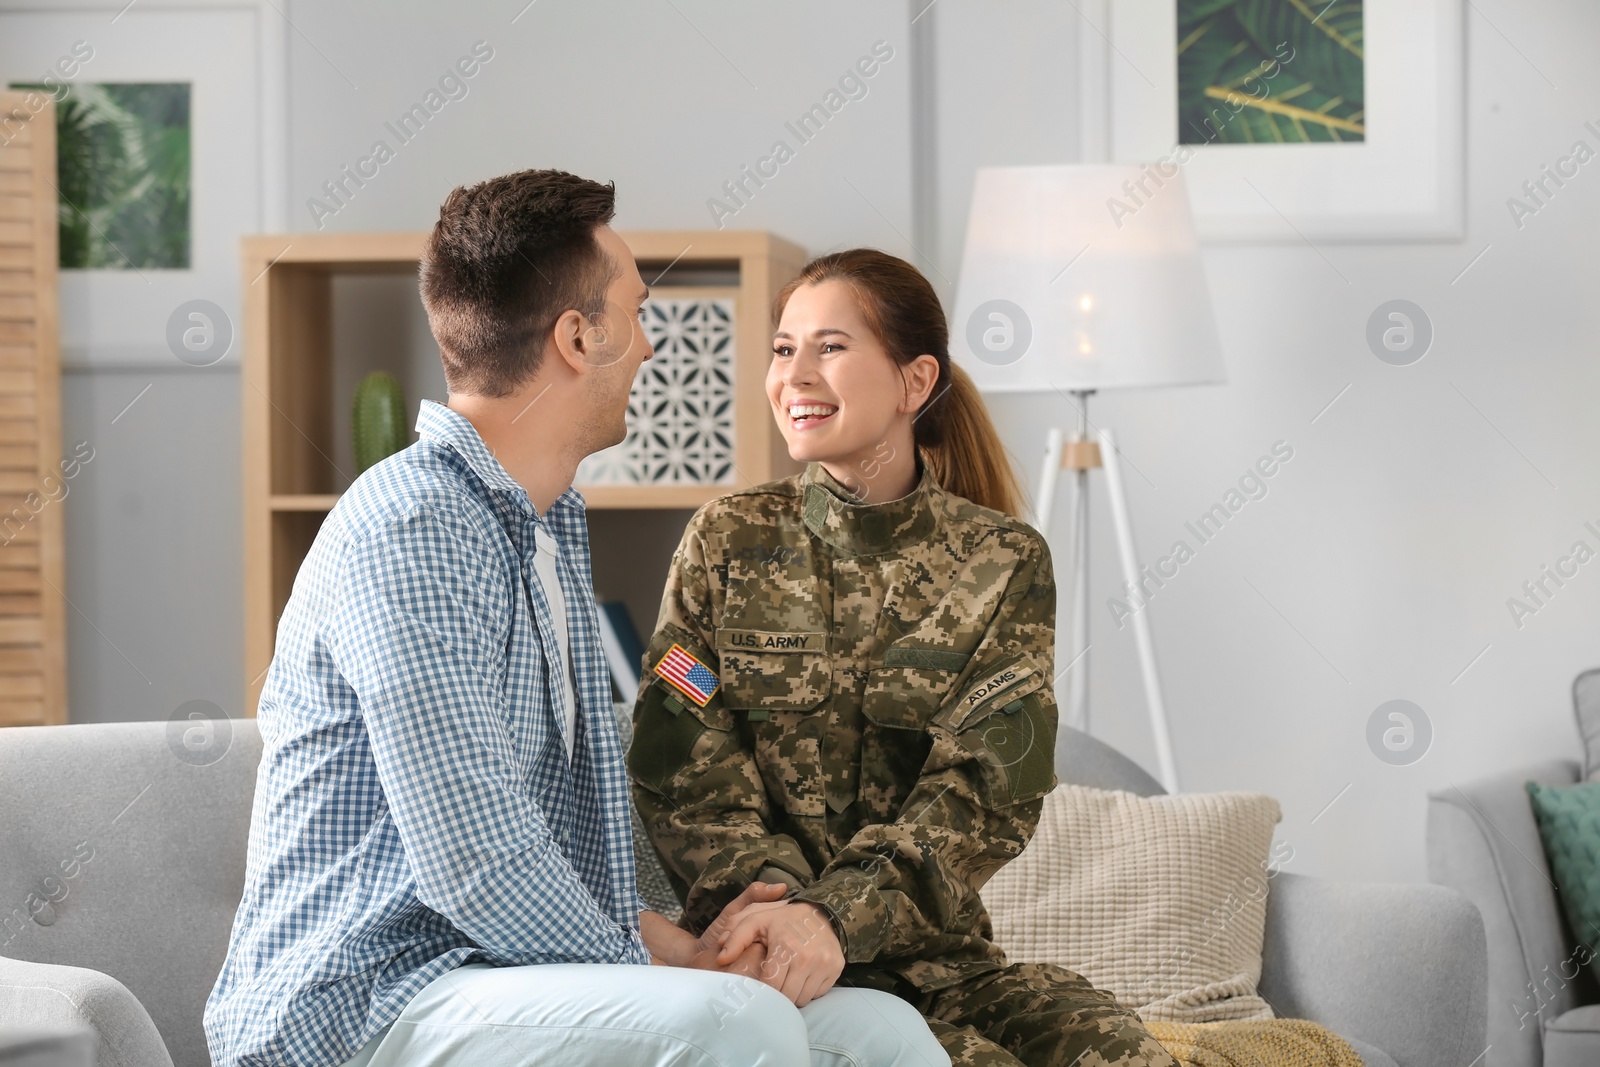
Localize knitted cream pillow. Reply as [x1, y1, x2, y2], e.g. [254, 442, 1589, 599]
[981, 784, 1283, 1023]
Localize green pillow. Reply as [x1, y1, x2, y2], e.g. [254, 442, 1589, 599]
[1527, 779, 1600, 970]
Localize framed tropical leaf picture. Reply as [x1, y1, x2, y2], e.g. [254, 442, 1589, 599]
[1177, 0, 1364, 145]
[1082, 0, 1462, 241]
[0, 4, 272, 369]
[7, 82, 193, 269]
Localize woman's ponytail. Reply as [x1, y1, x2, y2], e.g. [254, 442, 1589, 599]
[920, 361, 1024, 518]
[773, 249, 1027, 519]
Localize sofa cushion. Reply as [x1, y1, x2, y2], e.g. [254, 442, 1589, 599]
[1545, 1004, 1600, 1067]
[1525, 780, 1600, 983]
[1341, 1036, 1397, 1067]
[981, 784, 1282, 1023]
[0, 719, 260, 1067]
[1057, 726, 1166, 797]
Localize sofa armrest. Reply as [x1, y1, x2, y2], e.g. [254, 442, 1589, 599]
[1427, 760, 1588, 1067]
[0, 955, 172, 1067]
[1258, 872, 1486, 1067]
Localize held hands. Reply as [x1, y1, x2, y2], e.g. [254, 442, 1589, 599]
[644, 881, 846, 1006]
[714, 898, 844, 1007]
[687, 881, 789, 978]
[643, 881, 786, 972]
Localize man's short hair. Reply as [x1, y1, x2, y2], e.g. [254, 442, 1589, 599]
[420, 169, 619, 397]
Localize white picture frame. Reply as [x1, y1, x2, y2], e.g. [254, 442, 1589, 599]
[0, 0, 285, 369]
[1077, 0, 1463, 243]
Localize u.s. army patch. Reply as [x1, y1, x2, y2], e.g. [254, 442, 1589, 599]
[717, 629, 827, 653]
[654, 643, 721, 707]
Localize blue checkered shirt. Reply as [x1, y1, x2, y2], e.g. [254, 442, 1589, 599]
[204, 400, 650, 1067]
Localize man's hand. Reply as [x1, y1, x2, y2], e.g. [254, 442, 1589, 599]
[640, 881, 788, 970]
[715, 900, 844, 1007]
[684, 880, 787, 976]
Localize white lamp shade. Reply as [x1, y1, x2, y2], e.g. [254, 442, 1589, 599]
[951, 164, 1226, 393]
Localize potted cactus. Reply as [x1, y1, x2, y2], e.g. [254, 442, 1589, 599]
[353, 371, 408, 474]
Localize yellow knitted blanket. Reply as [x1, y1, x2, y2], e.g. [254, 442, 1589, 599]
[1145, 1020, 1365, 1067]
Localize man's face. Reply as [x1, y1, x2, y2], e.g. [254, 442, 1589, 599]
[580, 225, 653, 451]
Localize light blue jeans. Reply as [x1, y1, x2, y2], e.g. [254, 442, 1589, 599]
[339, 962, 950, 1067]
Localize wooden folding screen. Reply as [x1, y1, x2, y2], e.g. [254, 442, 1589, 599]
[0, 92, 65, 726]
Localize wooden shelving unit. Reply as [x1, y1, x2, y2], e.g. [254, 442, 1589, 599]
[242, 229, 807, 709]
[0, 94, 65, 727]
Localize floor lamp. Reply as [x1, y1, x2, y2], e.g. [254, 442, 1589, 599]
[951, 164, 1226, 795]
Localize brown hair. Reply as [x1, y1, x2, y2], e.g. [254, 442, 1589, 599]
[772, 248, 1025, 518]
[420, 168, 618, 397]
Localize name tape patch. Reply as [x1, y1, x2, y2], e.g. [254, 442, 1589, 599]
[717, 629, 827, 653]
[964, 663, 1036, 709]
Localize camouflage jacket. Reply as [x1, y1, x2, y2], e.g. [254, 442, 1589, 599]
[629, 460, 1058, 991]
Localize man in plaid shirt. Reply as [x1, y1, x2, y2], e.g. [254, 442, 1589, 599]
[203, 170, 946, 1067]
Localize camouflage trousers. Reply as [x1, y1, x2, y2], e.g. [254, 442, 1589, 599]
[904, 963, 1178, 1067]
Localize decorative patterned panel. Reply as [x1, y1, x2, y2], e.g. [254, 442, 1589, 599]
[577, 297, 737, 486]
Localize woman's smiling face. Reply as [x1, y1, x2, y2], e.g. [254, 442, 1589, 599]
[767, 279, 912, 468]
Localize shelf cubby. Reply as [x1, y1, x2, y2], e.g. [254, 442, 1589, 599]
[242, 230, 806, 708]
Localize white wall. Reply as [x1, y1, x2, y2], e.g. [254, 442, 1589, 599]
[282, 0, 915, 245]
[55, 0, 1600, 884]
[59, 0, 917, 722]
[62, 367, 242, 725]
[931, 0, 1600, 884]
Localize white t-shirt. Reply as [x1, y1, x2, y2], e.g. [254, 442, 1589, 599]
[530, 524, 577, 762]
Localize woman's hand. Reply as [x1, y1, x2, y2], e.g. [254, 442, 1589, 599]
[714, 900, 844, 1007]
[641, 881, 788, 970]
[689, 939, 768, 979]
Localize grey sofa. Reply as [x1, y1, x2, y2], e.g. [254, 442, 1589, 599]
[1427, 670, 1600, 1067]
[1, 718, 1485, 1067]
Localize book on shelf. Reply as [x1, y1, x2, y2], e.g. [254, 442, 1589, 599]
[596, 600, 645, 701]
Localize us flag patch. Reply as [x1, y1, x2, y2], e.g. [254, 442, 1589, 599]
[654, 644, 720, 707]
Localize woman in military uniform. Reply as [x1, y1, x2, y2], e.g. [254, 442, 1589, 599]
[630, 249, 1176, 1067]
